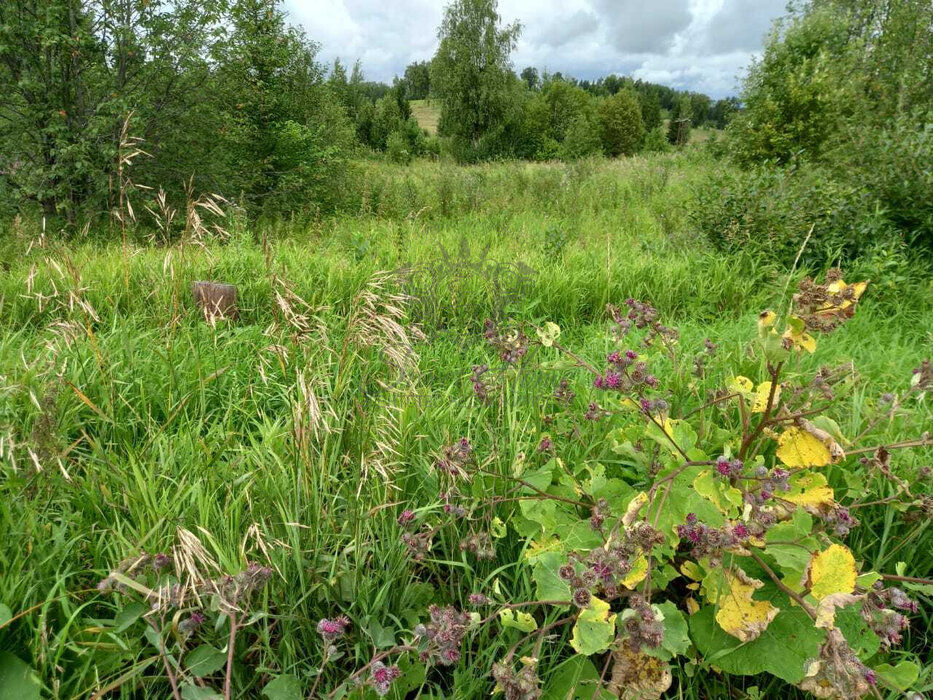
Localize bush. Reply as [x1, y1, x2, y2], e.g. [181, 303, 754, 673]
[387, 131, 413, 165]
[561, 115, 603, 160]
[691, 164, 901, 266]
[642, 126, 671, 154]
[599, 91, 644, 157]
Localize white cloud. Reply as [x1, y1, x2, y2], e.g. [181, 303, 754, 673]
[283, 0, 787, 97]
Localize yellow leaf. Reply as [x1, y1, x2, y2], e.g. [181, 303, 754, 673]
[619, 554, 648, 590]
[680, 561, 703, 581]
[752, 381, 781, 413]
[622, 492, 648, 527]
[686, 598, 700, 615]
[499, 609, 538, 632]
[714, 569, 780, 642]
[757, 310, 776, 335]
[569, 596, 616, 655]
[781, 471, 835, 510]
[728, 375, 754, 396]
[807, 544, 857, 601]
[776, 427, 832, 468]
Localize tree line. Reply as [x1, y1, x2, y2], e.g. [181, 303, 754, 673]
[0, 0, 727, 228]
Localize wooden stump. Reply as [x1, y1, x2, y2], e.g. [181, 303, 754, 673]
[191, 281, 238, 322]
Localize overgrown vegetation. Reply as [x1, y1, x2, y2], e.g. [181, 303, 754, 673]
[1, 0, 932, 698]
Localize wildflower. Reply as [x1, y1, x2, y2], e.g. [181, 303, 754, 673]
[492, 661, 542, 700]
[572, 587, 592, 608]
[317, 616, 350, 641]
[537, 436, 553, 453]
[371, 661, 402, 696]
[623, 595, 664, 650]
[178, 612, 205, 635]
[468, 593, 488, 605]
[418, 605, 472, 666]
[397, 509, 416, 526]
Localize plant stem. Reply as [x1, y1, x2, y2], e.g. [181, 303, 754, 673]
[224, 612, 238, 700]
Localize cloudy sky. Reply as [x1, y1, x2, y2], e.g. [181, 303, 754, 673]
[283, 0, 788, 98]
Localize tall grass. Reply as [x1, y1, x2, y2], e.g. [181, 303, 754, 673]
[0, 154, 930, 698]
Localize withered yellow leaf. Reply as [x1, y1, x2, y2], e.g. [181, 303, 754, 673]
[620, 554, 648, 589]
[776, 427, 832, 468]
[807, 544, 857, 601]
[814, 592, 863, 629]
[714, 569, 780, 642]
[752, 381, 781, 413]
[782, 471, 835, 509]
[728, 375, 754, 395]
[622, 492, 648, 527]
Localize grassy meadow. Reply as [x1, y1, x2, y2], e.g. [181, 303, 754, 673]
[1, 152, 931, 698]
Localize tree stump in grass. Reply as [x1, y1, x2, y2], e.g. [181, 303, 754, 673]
[191, 281, 237, 322]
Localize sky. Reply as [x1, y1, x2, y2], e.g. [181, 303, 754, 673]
[283, 0, 789, 99]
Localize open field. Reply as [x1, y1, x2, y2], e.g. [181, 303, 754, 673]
[1, 154, 931, 698]
[410, 100, 441, 136]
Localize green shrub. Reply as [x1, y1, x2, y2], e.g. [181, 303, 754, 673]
[642, 126, 671, 154]
[561, 116, 602, 160]
[598, 91, 644, 157]
[690, 165, 900, 266]
[387, 131, 413, 165]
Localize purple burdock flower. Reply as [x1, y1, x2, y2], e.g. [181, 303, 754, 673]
[397, 509, 415, 526]
[625, 349, 638, 360]
[179, 611, 205, 635]
[605, 371, 621, 389]
[537, 436, 553, 452]
[371, 662, 402, 696]
[152, 553, 172, 573]
[716, 456, 731, 476]
[733, 524, 749, 539]
[864, 669, 877, 686]
[468, 593, 488, 605]
[593, 375, 605, 389]
[317, 616, 350, 641]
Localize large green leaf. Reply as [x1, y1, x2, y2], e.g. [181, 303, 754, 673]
[645, 602, 690, 661]
[689, 603, 824, 683]
[0, 653, 41, 700]
[531, 551, 571, 603]
[569, 598, 616, 656]
[262, 674, 303, 700]
[185, 645, 227, 677]
[542, 656, 613, 700]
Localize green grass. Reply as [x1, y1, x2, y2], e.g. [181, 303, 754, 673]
[0, 154, 930, 699]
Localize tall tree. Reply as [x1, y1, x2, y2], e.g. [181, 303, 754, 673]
[213, 0, 354, 215]
[430, 0, 520, 154]
[0, 0, 223, 223]
[402, 61, 431, 100]
[520, 66, 539, 91]
[599, 91, 644, 157]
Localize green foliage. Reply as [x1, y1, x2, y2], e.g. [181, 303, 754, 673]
[213, 0, 355, 218]
[387, 130, 413, 165]
[695, 117, 933, 264]
[1, 156, 930, 699]
[666, 96, 692, 145]
[727, 5, 854, 165]
[431, 0, 520, 160]
[402, 61, 431, 100]
[598, 91, 644, 157]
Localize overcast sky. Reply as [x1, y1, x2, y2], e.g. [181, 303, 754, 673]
[283, 0, 788, 98]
